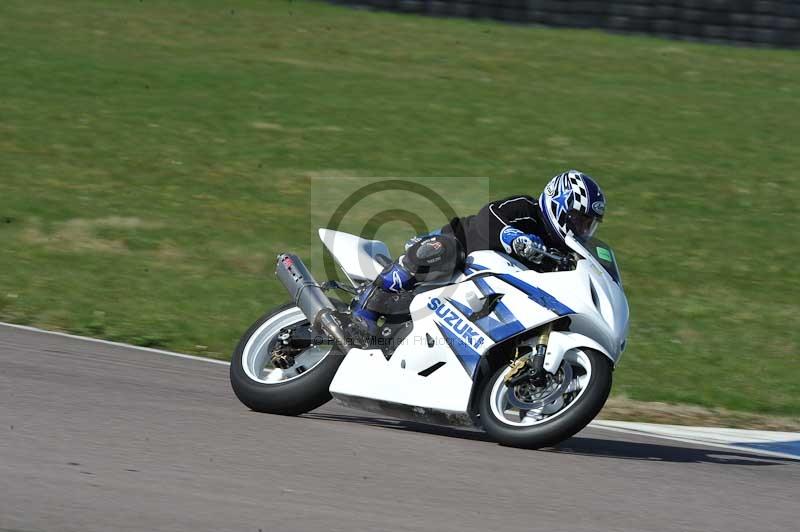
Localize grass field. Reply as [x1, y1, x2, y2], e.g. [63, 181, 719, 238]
[1, 0, 798, 416]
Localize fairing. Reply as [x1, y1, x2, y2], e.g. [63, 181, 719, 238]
[322, 229, 629, 420]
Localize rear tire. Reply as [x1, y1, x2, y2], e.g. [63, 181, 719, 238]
[230, 303, 344, 416]
[477, 349, 612, 449]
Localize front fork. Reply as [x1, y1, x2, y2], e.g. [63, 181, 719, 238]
[505, 322, 553, 387]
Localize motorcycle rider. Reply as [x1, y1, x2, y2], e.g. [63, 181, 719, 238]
[352, 170, 606, 335]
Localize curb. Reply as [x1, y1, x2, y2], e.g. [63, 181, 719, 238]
[593, 420, 800, 461]
[0, 322, 230, 365]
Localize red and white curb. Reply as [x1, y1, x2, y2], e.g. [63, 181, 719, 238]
[2, 322, 798, 460]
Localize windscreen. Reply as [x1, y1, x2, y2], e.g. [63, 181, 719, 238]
[578, 236, 622, 285]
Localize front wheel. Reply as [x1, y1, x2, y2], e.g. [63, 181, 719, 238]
[478, 349, 612, 449]
[230, 303, 344, 416]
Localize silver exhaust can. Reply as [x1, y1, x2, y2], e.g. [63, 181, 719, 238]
[275, 254, 350, 349]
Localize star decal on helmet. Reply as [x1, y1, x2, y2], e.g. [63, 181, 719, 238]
[552, 189, 572, 218]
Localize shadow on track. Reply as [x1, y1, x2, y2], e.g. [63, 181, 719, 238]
[549, 437, 795, 466]
[304, 411, 491, 442]
[303, 412, 795, 467]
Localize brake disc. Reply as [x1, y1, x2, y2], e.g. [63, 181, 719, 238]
[505, 362, 573, 410]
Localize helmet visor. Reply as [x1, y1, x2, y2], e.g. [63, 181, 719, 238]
[567, 211, 600, 239]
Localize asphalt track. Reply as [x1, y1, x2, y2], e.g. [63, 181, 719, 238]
[2, 325, 798, 532]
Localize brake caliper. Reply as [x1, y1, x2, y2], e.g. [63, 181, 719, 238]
[504, 353, 531, 385]
[270, 329, 296, 369]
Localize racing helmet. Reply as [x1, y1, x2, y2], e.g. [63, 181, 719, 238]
[538, 170, 605, 245]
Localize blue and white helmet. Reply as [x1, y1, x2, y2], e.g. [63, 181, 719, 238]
[539, 170, 606, 244]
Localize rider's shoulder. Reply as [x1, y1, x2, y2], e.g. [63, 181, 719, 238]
[490, 194, 538, 207]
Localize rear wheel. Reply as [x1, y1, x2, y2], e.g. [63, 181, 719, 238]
[230, 303, 344, 415]
[478, 349, 612, 449]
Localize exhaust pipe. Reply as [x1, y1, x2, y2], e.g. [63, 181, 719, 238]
[275, 254, 351, 350]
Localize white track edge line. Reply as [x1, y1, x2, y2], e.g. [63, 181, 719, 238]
[588, 423, 800, 461]
[3, 321, 797, 460]
[0, 322, 230, 366]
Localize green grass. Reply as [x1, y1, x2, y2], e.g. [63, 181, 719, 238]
[1, 0, 798, 415]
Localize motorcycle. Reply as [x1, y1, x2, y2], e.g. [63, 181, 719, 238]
[230, 228, 629, 448]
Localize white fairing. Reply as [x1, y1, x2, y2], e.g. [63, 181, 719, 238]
[318, 228, 392, 283]
[324, 230, 629, 421]
[329, 281, 493, 418]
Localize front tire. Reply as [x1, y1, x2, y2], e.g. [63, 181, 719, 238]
[478, 349, 612, 449]
[230, 303, 344, 416]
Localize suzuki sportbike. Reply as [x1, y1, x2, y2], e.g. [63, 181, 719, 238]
[230, 229, 629, 448]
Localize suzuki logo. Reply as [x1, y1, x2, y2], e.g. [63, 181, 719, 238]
[427, 297, 486, 350]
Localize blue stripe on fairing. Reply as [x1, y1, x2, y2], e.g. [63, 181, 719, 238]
[469, 264, 573, 316]
[497, 274, 574, 316]
[733, 440, 800, 457]
[445, 297, 473, 318]
[482, 320, 526, 342]
[463, 261, 486, 276]
[475, 296, 525, 342]
[489, 297, 516, 323]
[455, 279, 526, 342]
[472, 276, 492, 296]
[435, 322, 480, 378]
[446, 296, 525, 343]
[464, 263, 571, 330]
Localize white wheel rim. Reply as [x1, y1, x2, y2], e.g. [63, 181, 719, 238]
[489, 349, 593, 427]
[241, 307, 333, 384]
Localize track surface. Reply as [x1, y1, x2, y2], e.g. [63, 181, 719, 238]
[2, 325, 798, 532]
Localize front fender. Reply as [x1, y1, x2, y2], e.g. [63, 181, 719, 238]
[467, 330, 619, 419]
[543, 331, 617, 374]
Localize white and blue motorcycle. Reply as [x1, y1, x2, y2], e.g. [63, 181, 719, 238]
[230, 228, 629, 448]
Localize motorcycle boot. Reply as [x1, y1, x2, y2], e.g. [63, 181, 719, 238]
[351, 234, 465, 339]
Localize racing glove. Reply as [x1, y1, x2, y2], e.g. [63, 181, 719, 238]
[500, 226, 546, 263]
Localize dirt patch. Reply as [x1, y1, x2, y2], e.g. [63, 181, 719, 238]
[546, 136, 571, 148]
[154, 241, 185, 261]
[251, 121, 283, 130]
[21, 217, 162, 254]
[220, 248, 268, 275]
[251, 122, 343, 132]
[23, 220, 126, 253]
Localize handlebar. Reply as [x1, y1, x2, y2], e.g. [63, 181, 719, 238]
[540, 248, 565, 262]
[541, 248, 573, 270]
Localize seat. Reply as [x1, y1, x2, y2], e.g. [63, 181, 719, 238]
[318, 229, 392, 283]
